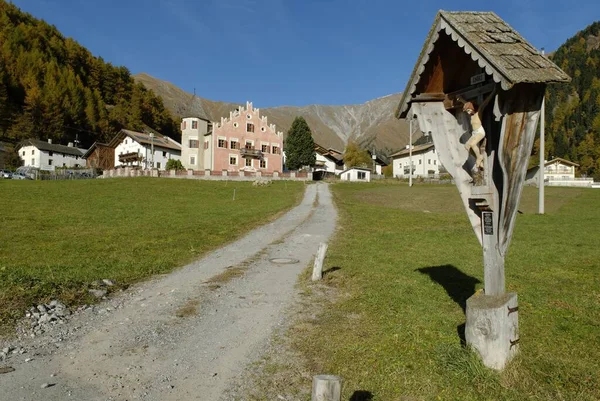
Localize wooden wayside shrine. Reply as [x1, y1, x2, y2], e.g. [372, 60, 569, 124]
[396, 11, 570, 369]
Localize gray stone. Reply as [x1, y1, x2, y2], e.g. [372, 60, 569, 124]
[88, 289, 107, 298]
[55, 309, 68, 318]
[465, 292, 518, 370]
[102, 279, 115, 287]
[2, 347, 11, 354]
[39, 314, 51, 324]
[40, 383, 50, 389]
[91, 280, 103, 288]
[37, 305, 47, 313]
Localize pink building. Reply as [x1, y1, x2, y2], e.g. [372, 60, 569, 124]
[181, 101, 283, 173]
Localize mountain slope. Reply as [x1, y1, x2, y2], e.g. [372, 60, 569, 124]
[545, 21, 600, 179]
[134, 73, 410, 154]
[0, 1, 179, 147]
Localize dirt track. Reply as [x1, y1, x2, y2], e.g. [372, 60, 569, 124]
[0, 183, 336, 401]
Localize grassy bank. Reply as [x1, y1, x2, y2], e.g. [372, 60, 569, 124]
[290, 183, 599, 401]
[0, 178, 304, 333]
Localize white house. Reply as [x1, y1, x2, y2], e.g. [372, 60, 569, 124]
[340, 167, 371, 182]
[391, 142, 441, 178]
[17, 139, 86, 171]
[314, 144, 344, 175]
[108, 129, 181, 170]
[525, 157, 594, 187]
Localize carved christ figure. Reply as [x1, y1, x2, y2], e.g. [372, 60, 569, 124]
[461, 89, 496, 170]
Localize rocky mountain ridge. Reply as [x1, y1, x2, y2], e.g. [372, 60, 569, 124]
[133, 73, 410, 154]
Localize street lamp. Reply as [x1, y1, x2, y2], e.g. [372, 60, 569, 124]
[149, 133, 155, 170]
[372, 153, 377, 175]
[408, 113, 417, 187]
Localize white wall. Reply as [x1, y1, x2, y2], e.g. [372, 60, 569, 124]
[544, 162, 575, 180]
[340, 169, 371, 182]
[19, 145, 84, 171]
[114, 136, 180, 170]
[181, 118, 209, 170]
[203, 135, 213, 170]
[393, 148, 440, 178]
[315, 153, 338, 174]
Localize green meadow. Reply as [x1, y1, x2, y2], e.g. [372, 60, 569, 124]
[0, 178, 304, 333]
[285, 183, 599, 401]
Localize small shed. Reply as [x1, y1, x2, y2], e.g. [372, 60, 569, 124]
[83, 142, 115, 170]
[340, 167, 371, 182]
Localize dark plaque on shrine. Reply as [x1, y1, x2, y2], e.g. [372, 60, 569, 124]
[482, 212, 493, 236]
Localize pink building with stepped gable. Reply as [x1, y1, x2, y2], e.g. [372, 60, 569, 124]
[181, 101, 283, 173]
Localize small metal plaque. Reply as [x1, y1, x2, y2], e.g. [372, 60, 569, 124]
[470, 73, 486, 85]
[482, 211, 493, 236]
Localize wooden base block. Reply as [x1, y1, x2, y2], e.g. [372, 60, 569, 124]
[465, 292, 518, 370]
[312, 374, 342, 401]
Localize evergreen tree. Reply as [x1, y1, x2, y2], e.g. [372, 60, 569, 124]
[284, 116, 315, 170]
[0, 0, 180, 146]
[545, 20, 600, 179]
[0, 60, 10, 135]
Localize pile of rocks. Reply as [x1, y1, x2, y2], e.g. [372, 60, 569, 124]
[0, 345, 26, 361]
[88, 278, 115, 298]
[24, 300, 71, 338]
[253, 179, 272, 187]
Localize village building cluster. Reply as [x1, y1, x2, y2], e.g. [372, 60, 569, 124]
[6, 99, 593, 187]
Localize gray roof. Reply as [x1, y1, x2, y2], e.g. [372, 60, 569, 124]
[108, 129, 181, 151]
[397, 11, 570, 117]
[184, 95, 211, 121]
[391, 143, 435, 158]
[18, 139, 85, 157]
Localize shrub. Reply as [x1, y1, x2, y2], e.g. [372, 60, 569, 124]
[166, 159, 184, 171]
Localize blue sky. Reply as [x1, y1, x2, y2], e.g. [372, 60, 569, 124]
[10, 0, 600, 107]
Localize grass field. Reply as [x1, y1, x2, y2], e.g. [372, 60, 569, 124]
[0, 178, 304, 333]
[285, 183, 599, 401]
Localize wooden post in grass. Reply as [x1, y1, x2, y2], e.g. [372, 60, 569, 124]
[312, 242, 328, 281]
[395, 11, 570, 370]
[232, 188, 236, 201]
[311, 375, 342, 401]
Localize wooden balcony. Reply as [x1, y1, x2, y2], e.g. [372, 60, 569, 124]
[240, 148, 263, 158]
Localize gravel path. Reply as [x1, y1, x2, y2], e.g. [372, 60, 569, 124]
[0, 183, 337, 401]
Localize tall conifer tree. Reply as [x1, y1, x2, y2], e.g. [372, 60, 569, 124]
[284, 116, 315, 170]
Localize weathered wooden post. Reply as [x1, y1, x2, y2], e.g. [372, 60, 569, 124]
[311, 375, 342, 401]
[312, 242, 328, 281]
[396, 11, 570, 369]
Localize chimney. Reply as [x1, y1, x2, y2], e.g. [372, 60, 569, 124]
[48, 138, 52, 144]
[68, 142, 73, 147]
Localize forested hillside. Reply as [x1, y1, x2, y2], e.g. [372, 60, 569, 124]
[546, 21, 600, 179]
[0, 1, 178, 148]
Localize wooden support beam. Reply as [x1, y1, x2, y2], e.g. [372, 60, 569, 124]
[448, 81, 496, 101]
[411, 93, 446, 102]
[481, 210, 505, 295]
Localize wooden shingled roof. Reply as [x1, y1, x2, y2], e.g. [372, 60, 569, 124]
[397, 11, 570, 118]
